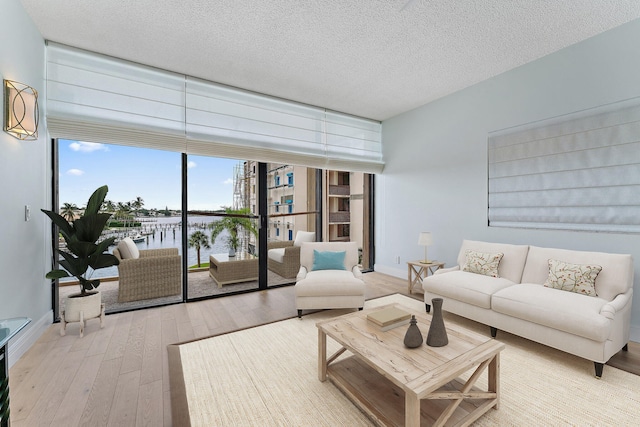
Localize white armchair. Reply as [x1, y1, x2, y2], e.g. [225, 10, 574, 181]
[295, 241, 365, 318]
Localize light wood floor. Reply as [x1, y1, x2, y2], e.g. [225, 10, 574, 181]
[9, 272, 638, 426]
[8, 272, 413, 426]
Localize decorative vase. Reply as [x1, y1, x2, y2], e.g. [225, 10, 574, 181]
[403, 315, 423, 348]
[228, 247, 236, 257]
[61, 291, 105, 338]
[426, 298, 448, 347]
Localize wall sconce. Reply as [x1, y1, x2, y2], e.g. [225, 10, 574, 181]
[418, 232, 433, 264]
[3, 79, 39, 141]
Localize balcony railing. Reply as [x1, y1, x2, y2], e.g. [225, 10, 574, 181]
[329, 211, 350, 223]
[329, 185, 350, 196]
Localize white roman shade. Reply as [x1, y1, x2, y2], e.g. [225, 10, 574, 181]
[488, 99, 640, 233]
[45, 43, 383, 173]
[46, 43, 187, 152]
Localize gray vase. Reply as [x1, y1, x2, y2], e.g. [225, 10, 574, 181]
[403, 315, 423, 348]
[426, 298, 448, 347]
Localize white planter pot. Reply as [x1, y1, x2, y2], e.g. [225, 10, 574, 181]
[61, 291, 105, 337]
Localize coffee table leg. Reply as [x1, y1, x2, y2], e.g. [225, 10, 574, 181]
[318, 329, 327, 382]
[405, 392, 420, 427]
[489, 352, 500, 409]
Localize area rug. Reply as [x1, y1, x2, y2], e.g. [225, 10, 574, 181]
[168, 294, 640, 426]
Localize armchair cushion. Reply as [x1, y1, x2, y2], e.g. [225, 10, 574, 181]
[312, 250, 346, 271]
[294, 231, 316, 246]
[117, 237, 139, 259]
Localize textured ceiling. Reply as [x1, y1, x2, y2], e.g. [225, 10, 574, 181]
[19, 0, 640, 121]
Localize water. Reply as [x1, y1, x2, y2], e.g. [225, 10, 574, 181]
[69, 215, 236, 280]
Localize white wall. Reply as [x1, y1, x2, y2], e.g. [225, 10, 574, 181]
[0, 0, 50, 364]
[376, 18, 640, 342]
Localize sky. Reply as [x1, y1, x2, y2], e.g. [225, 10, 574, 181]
[58, 140, 236, 211]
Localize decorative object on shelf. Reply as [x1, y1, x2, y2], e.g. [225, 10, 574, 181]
[403, 315, 423, 348]
[3, 79, 39, 140]
[418, 232, 433, 264]
[42, 185, 119, 337]
[426, 298, 448, 347]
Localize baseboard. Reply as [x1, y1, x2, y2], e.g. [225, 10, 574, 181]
[630, 324, 640, 344]
[373, 264, 406, 280]
[8, 310, 52, 368]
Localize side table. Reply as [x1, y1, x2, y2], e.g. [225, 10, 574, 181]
[1, 317, 31, 427]
[407, 260, 445, 294]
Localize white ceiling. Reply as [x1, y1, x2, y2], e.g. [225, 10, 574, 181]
[19, 0, 640, 121]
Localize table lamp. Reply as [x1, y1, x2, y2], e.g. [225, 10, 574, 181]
[418, 232, 432, 264]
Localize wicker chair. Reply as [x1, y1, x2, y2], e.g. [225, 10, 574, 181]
[267, 231, 316, 279]
[113, 246, 181, 303]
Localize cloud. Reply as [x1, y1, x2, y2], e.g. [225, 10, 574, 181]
[187, 161, 197, 169]
[67, 169, 85, 176]
[69, 141, 107, 152]
[223, 178, 233, 185]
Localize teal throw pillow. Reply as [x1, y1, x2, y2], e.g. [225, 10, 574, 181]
[312, 250, 346, 271]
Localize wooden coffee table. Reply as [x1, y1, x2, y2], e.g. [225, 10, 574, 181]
[316, 303, 505, 426]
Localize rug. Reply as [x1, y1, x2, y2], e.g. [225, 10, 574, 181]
[168, 294, 640, 426]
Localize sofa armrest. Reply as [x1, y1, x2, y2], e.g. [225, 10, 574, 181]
[435, 265, 460, 275]
[296, 266, 308, 281]
[351, 266, 363, 279]
[282, 245, 301, 260]
[268, 241, 294, 250]
[600, 289, 633, 320]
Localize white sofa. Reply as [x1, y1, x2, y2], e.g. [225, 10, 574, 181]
[423, 240, 634, 377]
[295, 241, 365, 318]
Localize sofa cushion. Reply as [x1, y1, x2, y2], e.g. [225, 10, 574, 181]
[462, 250, 503, 278]
[544, 259, 601, 297]
[268, 248, 285, 263]
[117, 237, 139, 259]
[295, 270, 365, 297]
[492, 284, 611, 342]
[294, 231, 316, 247]
[423, 271, 515, 309]
[521, 246, 633, 301]
[312, 250, 346, 271]
[456, 240, 529, 283]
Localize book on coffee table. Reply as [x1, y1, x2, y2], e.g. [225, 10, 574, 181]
[367, 306, 411, 331]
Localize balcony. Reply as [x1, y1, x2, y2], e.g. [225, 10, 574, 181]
[329, 185, 350, 196]
[329, 211, 350, 223]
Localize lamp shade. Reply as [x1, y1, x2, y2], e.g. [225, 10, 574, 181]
[418, 232, 433, 246]
[3, 79, 39, 141]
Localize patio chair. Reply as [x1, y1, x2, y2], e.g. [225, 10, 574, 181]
[267, 231, 315, 278]
[113, 237, 181, 302]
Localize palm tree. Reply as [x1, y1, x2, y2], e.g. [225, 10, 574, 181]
[132, 196, 144, 217]
[188, 231, 210, 267]
[60, 202, 78, 222]
[209, 207, 258, 255]
[103, 199, 116, 213]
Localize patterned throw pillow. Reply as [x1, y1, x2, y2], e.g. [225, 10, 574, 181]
[462, 250, 504, 278]
[544, 259, 601, 297]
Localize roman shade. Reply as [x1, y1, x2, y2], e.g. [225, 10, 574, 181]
[45, 43, 383, 173]
[488, 98, 640, 233]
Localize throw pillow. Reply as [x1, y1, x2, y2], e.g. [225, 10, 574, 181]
[294, 231, 316, 247]
[462, 249, 503, 278]
[311, 250, 346, 271]
[117, 237, 140, 259]
[544, 259, 601, 297]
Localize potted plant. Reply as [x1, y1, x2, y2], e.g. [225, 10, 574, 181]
[42, 185, 120, 337]
[209, 207, 258, 257]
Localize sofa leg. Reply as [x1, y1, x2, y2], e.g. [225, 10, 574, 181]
[297, 309, 302, 318]
[358, 307, 363, 311]
[623, 343, 629, 352]
[490, 327, 497, 338]
[594, 362, 604, 378]
[425, 304, 431, 313]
